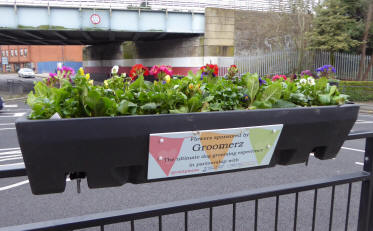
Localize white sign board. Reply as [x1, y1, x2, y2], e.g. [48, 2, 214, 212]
[147, 124, 283, 180]
[1, 57, 8, 65]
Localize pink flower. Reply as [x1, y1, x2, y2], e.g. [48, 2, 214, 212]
[272, 75, 287, 81]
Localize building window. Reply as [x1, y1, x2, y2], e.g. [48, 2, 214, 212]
[20, 49, 23, 56]
[10, 50, 14, 56]
[14, 49, 18, 56]
[24, 48, 28, 57]
[6, 50, 8, 56]
[1, 51, 4, 56]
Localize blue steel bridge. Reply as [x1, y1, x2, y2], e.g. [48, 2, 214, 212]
[0, 0, 315, 45]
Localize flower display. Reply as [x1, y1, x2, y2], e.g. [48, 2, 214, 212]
[316, 65, 336, 79]
[227, 64, 238, 80]
[200, 64, 218, 79]
[46, 66, 75, 87]
[27, 64, 349, 119]
[272, 75, 287, 81]
[111, 65, 119, 75]
[130, 64, 149, 81]
[300, 70, 313, 77]
[150, 65, 173, 82]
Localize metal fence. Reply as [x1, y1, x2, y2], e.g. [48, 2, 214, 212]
[0, 0, 315, 13]
[1, 130, 373, 231]
[218, 50, 373, 81]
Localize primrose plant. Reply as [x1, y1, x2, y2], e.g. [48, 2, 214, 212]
[316, 65, 336, 79]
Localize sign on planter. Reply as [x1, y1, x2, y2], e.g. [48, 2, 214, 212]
[148, 124, 283, 180]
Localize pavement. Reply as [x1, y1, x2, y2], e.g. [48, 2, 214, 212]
[0, 100, 372, 231]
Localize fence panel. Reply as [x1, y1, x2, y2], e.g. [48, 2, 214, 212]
[227, 50, 373, 80]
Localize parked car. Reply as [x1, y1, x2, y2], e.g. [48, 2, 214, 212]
[18, 68, 35, 78]
[0, 96, 3, 110]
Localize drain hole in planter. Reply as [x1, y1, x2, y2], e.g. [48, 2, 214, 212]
[111, 166, 130, 184]
[69, 172, 86, 180]
[277, 149, 297, 165]
[312, 146, 328, 159]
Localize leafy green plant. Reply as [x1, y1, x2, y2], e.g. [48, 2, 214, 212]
[26, 65, 350, 120]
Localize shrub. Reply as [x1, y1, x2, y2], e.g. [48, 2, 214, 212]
[339, 81, 373, 101]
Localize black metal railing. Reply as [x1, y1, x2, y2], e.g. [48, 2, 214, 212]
[1, 131, 373, 231]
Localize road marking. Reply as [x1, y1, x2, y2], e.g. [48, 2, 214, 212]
[4, 104, 18, 108]
[355, 162, 364, 166]
[342, 147, 365, 153]
[0, 123, 14, 126]
[0, 128, 16, 131]
[0, 162, 24, 168]
[0, 178, 72, 191]
[0, 150, 22, 156]
[355, 121, 373, 124]
[0, 147, 20, 152]
[0, 157, 23, 162]
[13, 112, 25, 117]
[3, 96, 27, 102]
[0, 154, 21, 159]
[0, 180, 29, 191]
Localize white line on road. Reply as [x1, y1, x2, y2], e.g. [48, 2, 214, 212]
[0, 112, 26, 118]
[0, 180, 29, 191]
[355, 162, 364, 166]
[0, 123, 14, 126]
[0, 154, 21, 159]
[0, 157, 23, 162]
[0, 162, 24, 167]
[0, 178, 72, 191]
[355, 121, 373, 124]
[0, 150, 21, 156]
[0, 128, 16, 131]
[4, 104, 18, 108]
[0, 147, 20, 152]
[342, 147, 365, 153]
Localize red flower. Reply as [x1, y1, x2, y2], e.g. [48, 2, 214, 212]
[201, 64, 219, 77]
[272, 75, 287, 81]
[130, 64, 149, 80]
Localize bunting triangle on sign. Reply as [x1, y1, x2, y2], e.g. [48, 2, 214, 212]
[248, 128, 281, 164]
[149, 136, 185, 176]
[199, 132, 236, 170]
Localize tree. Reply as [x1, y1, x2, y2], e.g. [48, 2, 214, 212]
[356, 1, 372, 80]
[307, 0, 361, 65]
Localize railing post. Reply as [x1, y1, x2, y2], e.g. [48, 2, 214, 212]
[357, 137, 373, 231]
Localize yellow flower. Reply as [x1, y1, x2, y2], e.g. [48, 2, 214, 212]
[196, 83, 200, 88]
[88, 80, 94, 85]
[78, 67, 84, 76]
[104, 80, 108, 87]
[165, 75, 171, 83]
[85, 73, 90, 80]
[154, 80, 158, 86]
[189, 83, 194, 90]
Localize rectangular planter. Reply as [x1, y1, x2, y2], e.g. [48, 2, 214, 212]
[16, 104, 359, 195]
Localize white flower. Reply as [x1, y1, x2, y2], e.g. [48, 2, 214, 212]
[307, 77, 315, 86]
[299, 78, 307, 85]
[111, 65, 119, 74]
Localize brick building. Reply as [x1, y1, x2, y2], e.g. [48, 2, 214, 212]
[0, 45, 83, 73]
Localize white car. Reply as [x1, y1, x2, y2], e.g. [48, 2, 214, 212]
[18, 68, 35, 78]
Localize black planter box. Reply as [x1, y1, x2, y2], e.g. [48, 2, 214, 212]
[16, 104, 359, 195]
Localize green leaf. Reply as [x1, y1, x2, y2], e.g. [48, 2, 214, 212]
[242, 73, 259, 104]
[252, 100, 272, 109]
[170, 106, 188, 114]
[272, 99, 297, 108]
[261, 82, 282, 102]
[140, 102, 158, 110]
[329, 85, 337, 96]
[187, 96, 202, 112]
[117, 100, 137, 115]
[318, 94, 331, 105]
